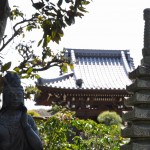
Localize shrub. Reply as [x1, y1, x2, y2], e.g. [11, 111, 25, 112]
[35, 110, 126, 150]
[97, 111, 122, 126]
[50, 104, 63, 115]
[27, 110, 41, 117]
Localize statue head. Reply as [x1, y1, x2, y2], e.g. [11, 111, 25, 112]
[2, 72, 24, 109]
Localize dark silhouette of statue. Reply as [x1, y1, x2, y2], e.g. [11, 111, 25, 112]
[0, 72, 43, 150]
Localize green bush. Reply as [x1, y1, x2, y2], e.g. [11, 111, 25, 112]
[97, 111, 122, 126]
[35, 110, 126, 150]
[50, 104, 63, 115]
[27, 110, 41, 117]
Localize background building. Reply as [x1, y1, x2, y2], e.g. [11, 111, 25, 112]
[36, 48, 134, 120]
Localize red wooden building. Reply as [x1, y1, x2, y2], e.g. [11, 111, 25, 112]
[36, 48, 134, 120]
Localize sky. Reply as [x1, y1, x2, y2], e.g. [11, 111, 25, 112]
[3, 0, 150, 109]
[58, 0, 149, 67]
[7, 0, 150, 70]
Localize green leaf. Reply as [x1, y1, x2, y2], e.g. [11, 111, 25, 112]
[46, 35, 51, 43]
[58, 30, 64, 37]
[76, 12, 84, 18]
[35, 74, 41, 79]
[65, 0, 71, 3]
[53, 34, 60, 44]
[43, 39, 48, 47]
[1, 62, 11, 72]
[27, 67, 33, 74]
[38, 39, 43, 47]
[26, 25, 32, 31]
[81, 1, 90, 5]
[69, 64, 74, 70]
[78, 7, 88, 13]
[13, 67, 20, 73]
[61, 63, 68, 73]
[52, 31, 56, 39]
[57, 0, 63, 7]
[65, 16, 72, 26]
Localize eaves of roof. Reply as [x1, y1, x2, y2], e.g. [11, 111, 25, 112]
[37, 85, 131, 95]
[37, 49, 134, 91]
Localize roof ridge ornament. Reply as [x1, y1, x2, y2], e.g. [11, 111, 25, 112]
[121, 51, 132, 74]
[70, 49, 83, 88]
[76, 79, 83, 88]
[70, 50, 76, 64]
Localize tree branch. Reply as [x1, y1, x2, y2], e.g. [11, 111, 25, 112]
[32, 61, 59, 72]
[0, 30, 18, 52]
[13, 17, 36, 31]
[0, 17, 36, 52]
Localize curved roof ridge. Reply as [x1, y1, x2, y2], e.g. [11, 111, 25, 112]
[65, 48, 131, 58]
[65, 48, 129, 51]
[38, 72, 74, 85]
[37, 48, 134, 90]
[65, 48, 129, 52]
[126, 51, 135, 71]
[121, 51, 131, 74]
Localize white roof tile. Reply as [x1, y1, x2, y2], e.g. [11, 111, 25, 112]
[37, 49, 134, 90]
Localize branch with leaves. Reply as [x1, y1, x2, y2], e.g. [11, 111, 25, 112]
[0, 0, 90, 98]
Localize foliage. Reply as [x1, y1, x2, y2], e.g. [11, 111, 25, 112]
[97, 111, 122, 126]
[0, 0, 90, 75]
[25, 85, 41, 99]
[0, 0, 90, 97]
[50, 103, 64, 115]
[27, 110, 41, 117]
[35, 110, 127, 150]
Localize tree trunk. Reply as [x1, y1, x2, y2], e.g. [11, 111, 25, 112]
[0, 0, 10, 45]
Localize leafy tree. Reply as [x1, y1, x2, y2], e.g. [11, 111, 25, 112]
[0, 0, 90, 95]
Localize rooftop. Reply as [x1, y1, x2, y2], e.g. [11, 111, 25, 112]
[37, 48, 134, 91]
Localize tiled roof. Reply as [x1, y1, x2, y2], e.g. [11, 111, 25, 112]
[37, 48, 134, 90]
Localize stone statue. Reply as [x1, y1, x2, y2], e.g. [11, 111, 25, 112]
[0, 72, 43, 150]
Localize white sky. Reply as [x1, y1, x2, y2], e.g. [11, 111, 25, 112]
[7, 0, 149, 69]
[4, 0, 150, 77]
[59, 0, 149, 67]
[6, 0, 149, 68]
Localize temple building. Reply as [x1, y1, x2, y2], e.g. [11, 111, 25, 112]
[36, 48, 134, 120]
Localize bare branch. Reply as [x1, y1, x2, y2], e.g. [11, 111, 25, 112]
[0, 30, 18, 52]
